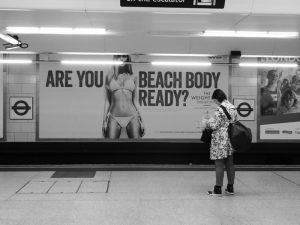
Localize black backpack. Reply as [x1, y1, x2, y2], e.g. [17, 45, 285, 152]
[220, 105, 252, 152]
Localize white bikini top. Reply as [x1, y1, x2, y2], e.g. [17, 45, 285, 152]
[108, 73, 135, 93]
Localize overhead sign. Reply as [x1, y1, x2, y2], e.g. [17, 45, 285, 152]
[233, 99, 255, 121]
[120, 0, 225, 9]
[10, 97, 33, 120]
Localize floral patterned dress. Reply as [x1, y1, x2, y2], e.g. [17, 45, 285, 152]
[207, 100, 237, 160]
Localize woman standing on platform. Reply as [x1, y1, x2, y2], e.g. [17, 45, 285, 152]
[102, 55, 145, 139]
[203, 89, 237, 196]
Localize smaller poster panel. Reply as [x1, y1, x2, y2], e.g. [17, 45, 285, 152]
[258, 57, 300, 141]
[10, 97, 33, 120]
[233, 99, 255, 121]
[0, 56, 3, 138]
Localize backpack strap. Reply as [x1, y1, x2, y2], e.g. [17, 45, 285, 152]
[219, 105, 232, 121]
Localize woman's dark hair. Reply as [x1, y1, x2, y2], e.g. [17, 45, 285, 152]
[113, 55, 133, 77]
[281, 88, 297, 108]
[211, 89, 227, 103]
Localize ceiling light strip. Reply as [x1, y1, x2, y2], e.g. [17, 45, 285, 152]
[0, 59, 32, 64]
[203, 30, 299, 38]
[149, 53, 213, 57]
[151, 61, 211, 66]
[242, 55, 300, 58]
[239, 63, 298, 68]
[58, 52, 126, 55]
[0, 51, 36, 54]
[61, 60, 123, 65]
[6, 27, 106, 35]
[152, 12, 211, 15]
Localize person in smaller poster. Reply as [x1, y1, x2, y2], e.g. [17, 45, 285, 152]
[102, 55, 145, 139]
[291, 73, 300, 102]
[202, 89, 237, 196]
[277, 88, 300, 114]
[260, 69, 282, 115]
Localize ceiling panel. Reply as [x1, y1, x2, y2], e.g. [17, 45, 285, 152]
[0, 3, 300, 55]
[1, 10, 300, 33]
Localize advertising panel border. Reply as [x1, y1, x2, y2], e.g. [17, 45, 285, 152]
[37, 54, 230, 142]
[257, 57, 300, 143]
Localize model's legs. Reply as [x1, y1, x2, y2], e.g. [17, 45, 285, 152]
[106, 117, 122, 138]
[215, 159, 225, 186]
[126, 117, 141, 138]
[224, 155, 235, 185]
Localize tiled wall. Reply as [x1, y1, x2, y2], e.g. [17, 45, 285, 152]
[231, 66, 258, 142]
[6, 60, 36, 142]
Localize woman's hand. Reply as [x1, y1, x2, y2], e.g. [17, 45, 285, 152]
[102, 115, 109, 137]
[138, 114, 146, 137]
[202, 117, 213, 128]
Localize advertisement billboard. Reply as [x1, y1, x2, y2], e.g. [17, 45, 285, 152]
[0, 55, 3, 139]
[258, 57, 300, 140]
[38, 55, 229, 140]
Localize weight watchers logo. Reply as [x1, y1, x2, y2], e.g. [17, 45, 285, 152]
[193, 0, 216, 6]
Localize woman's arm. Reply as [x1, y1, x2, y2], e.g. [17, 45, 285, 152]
[132, 74, 145, 136]
[102, 70, 113, 137]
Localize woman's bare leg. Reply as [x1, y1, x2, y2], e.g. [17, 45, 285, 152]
[106, 117, 122, 138]
[215, 159, 225, 187]
[126, 117, 141, 138]
[224, 155, 235, 185]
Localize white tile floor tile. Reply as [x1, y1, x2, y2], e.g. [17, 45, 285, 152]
[78, 181, 108, 193]
[48, 181, 81, 193]
[236, 171, 300, 193]
[275, 171, 300, 185]
[31, 171, 55, 180]
[18, 181, 54, 194]
[94, 171, 111, 181]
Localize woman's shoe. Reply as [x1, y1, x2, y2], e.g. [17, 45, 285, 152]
[225, 184, 234, 195]
[207, 185, 222, 196]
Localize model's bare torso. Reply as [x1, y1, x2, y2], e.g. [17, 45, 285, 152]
[109, 73, 137, 116]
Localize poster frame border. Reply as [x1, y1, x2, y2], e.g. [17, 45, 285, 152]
[36, 54, 230, 142]
[0, 59, 7, 141]
[257, 59, 300, 143]
[36, 54, 40, 141]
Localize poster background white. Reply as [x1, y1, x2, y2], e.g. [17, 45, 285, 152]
[260, 122, 300, 140]
[39, 59, 228, 139]
[39, 63, 106, 138]
[136, 63, 229, 139]
[0, 54, 3, 139]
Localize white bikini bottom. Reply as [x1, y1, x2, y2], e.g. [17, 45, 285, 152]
[109, 113, 138, 128]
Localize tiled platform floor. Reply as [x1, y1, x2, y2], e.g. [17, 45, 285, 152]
[0, 170, 299, 225]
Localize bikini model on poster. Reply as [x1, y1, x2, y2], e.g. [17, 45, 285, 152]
[102, 55, 145, 139]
